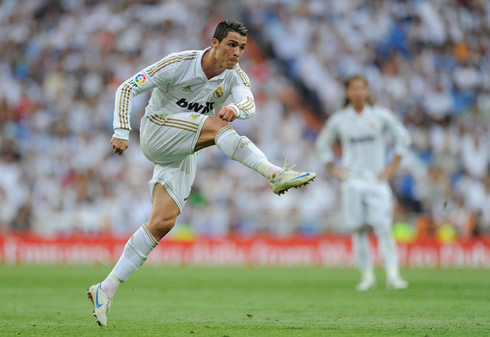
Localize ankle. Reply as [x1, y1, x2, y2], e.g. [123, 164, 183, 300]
[386, 267, 401, 281]
[257, 160, 280, 180]
[361, 269, 375, 280]
[265, 166, 281, 180]
[101, 272, 122, 298]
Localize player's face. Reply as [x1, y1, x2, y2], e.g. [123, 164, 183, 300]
[346, 78, 369, 107]
[213, 32, 247, 69]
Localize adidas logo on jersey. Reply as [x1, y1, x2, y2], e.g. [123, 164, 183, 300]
[182, 85, 192, 92]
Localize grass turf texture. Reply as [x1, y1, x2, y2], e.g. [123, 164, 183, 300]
[0, 266, 489, 337]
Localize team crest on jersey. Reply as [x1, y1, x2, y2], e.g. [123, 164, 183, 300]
[135, 73, 146, 84]
[213, 86, 224, 98]
[190, 113, 200, 119]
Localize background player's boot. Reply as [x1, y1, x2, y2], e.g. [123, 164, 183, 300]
[269, 166, 316, 195]
[87, 283, 112, 326]
[387, 277, 408, 290]
[356, 274, 376, 291]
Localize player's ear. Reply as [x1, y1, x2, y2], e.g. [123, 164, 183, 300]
[211, 37, 220, 48]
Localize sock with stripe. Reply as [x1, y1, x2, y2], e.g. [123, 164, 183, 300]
[100, 224, 158, 297]
[215, 126, 280, 180]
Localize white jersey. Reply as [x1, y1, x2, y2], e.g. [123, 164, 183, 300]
[316, 105, 411, 183]
[113, 48, 255, 140]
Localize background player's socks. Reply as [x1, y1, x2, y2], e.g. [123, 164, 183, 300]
[386, 267, 401, 281]
[103, 224, 158, 296]
[361, 268, 375, 282]
[352, 230, 372, 272]
[215, 126, 280, 179]
[373, 226, 400, 279]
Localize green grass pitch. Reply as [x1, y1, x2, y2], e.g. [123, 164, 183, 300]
[0, 265, 489, 336]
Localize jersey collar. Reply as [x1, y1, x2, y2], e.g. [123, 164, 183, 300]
[347, 104, 370, 117]
[195, 47, 228, 82]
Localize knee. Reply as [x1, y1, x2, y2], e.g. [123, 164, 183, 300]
[196, 117, 232, 152]
[147, 214, 177, 240]
[207, 116, 229, 133]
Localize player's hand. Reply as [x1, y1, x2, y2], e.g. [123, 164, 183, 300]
[218, 106, 238, 122]
[378, 166, 396, 181]
[379, 154, 401, 181]
[329, 167, 347, 180]
[111, 137, 129, 155]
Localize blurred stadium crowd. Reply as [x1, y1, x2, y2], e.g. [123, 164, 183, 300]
[0, 0, 488, 239]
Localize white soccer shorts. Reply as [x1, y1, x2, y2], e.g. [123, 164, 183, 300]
[140, 112, 208, 211]
[341, 180, 394, 231]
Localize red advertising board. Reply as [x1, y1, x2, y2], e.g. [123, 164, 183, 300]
[1, 234, 489, 267]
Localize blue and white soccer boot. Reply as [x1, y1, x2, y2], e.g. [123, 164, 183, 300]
[87, 283, 112, 326]
[269, 166, 316, 195]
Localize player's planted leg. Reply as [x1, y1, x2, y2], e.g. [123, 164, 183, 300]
[87, 185, 178, 326]
[87, 223, 158, 326]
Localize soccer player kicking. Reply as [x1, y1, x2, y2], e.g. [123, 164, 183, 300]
[87, 20, 316, 326]
[316, 75, 410, 291]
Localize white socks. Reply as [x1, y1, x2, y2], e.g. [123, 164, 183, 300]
[100, 272, 121, 298]
[257, 161, 281, 181]
[215, 126, 280, 180]
[352, 229, 373, 274]
[373, 225, 401, 280]
[101, 224, 158, 297]
[361, 269, 375, 282]
[353, 226, 402, 281]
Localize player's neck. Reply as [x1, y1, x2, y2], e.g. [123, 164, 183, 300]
[202, 49, 225, 80]
[353, 104, 365, 114]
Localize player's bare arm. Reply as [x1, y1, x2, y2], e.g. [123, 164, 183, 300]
[378, 154, 401, 180]
[111, 137, 128, 155]
[327, 162, 347, 180]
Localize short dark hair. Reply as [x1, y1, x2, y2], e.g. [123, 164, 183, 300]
[213, 19, 248, 42]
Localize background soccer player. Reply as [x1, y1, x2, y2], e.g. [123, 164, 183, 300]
[316, 75, 411, 291]
[86, 19, 316, 326]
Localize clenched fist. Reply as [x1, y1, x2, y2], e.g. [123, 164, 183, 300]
[218, 106, 238, 122]
[111, 137, 128, 155]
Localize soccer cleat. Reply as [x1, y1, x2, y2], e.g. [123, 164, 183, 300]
[269, 165, 316, 195]
[387, 277, 408, 290]
[356, 276, 376, 291]
[87, 283, 112, 327]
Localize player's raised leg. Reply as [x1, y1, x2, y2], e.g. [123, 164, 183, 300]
[196, 117, 316, 195]
[87, 184, 178, 326]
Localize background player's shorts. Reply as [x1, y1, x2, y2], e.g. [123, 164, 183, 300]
[341, 180, 393, 231]
[140, 112, 208, 211]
